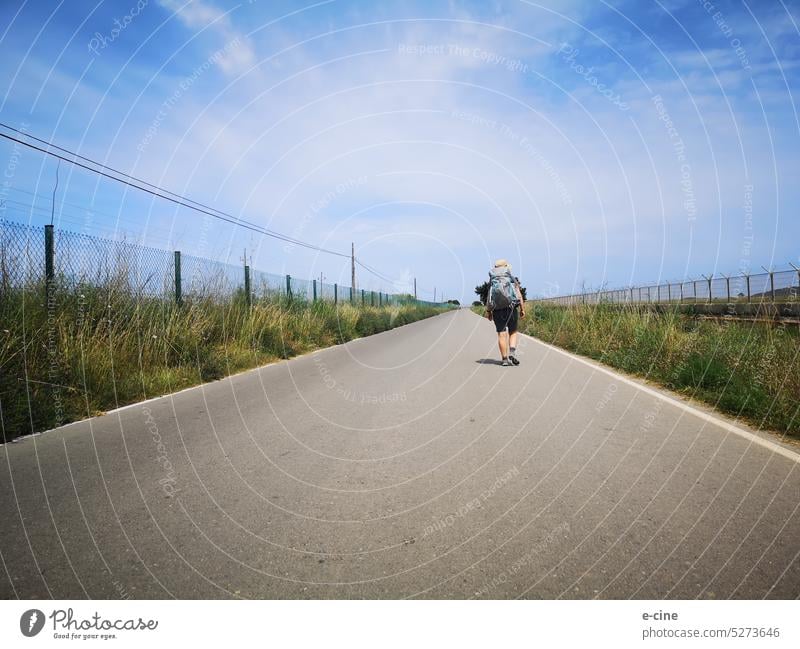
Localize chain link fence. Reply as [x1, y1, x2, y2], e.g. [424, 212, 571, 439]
[533, 269, 800, 306]
[0, 220, 447, 307]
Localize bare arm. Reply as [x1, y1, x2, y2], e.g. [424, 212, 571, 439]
[514, 280, 525, 316]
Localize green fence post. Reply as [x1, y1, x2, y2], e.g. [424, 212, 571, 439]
[769, 272, 775, 301]
[334, 283, 338, 305]
[44, 224, 55, 309]
[746, 275, 751, 303]
[350, 286, 353, 303]
[361, 289, 365, 305]
[44, 224, 55, 282]
[244, 264, 251, 306]
[174, 250, 182, 305]
[286, 274, 292, 298]
[379, 292, 382, 307]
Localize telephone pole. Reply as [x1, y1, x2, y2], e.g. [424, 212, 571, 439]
[351, 242, 356, 292]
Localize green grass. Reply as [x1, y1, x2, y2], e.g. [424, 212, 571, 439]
[0, 281, 447, 440]
[475, 303, 800, 437]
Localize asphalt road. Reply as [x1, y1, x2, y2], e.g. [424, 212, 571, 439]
[1, 308, 798, 599]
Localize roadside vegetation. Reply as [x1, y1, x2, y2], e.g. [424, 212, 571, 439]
[0, 280, 447, 441]
[520, 304, 800, 437]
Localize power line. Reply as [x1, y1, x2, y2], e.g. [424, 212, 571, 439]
[0, 123, 430, 290]
[0, 126, 350, 258]
[1, 121, 279, 232]
[355, 259, 396, 284]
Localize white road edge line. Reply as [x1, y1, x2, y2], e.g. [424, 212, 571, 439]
[519, 331, 800, 465]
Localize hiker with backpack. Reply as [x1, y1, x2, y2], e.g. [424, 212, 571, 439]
[485, 259, 525, 366]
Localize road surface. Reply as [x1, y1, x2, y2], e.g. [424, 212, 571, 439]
[1, 309, 798, 599]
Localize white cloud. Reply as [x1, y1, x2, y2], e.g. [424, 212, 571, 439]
[156, 0, 255, 74]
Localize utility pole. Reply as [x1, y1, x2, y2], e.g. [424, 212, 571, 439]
[351, 242, 356, 292]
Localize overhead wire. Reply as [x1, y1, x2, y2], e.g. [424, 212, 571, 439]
[0, 123, 426, 287]
[0, 126, 349, 258]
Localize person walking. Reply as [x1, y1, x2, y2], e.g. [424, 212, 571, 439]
[485, 259, 525, 366]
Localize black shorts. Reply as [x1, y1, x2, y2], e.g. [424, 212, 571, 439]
[492, 305, 519, 333]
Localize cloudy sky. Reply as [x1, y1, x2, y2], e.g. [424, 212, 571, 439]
[1, 0, 798, 302]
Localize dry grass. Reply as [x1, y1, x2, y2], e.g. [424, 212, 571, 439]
[520, 304, 800, 437]
[0, 279, 446, 440]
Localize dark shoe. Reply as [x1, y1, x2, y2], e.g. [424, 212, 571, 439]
[501, 358, 510, 366]
[509, 354, 520, 366]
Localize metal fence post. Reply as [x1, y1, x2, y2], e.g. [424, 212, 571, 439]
[244, 264, 251, 306]
[44, 224, 55, 309]
[769, 272, 775, 301]
[667, 283, 671, 302]
[174, 250, 182, 305]
[286, 274, 292, 298]
[361, 289, 365, 305]
[334, 283, 337, 304]
[725, 276, 730, 302]
[312, 279, 317, 301]
[379, 292, 382, 307]
[693, 280, 697, 302]
[44, 224, 55, 282]
[746, 274, 751, 302]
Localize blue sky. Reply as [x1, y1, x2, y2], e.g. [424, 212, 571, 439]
[1, 0, 799, 302]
